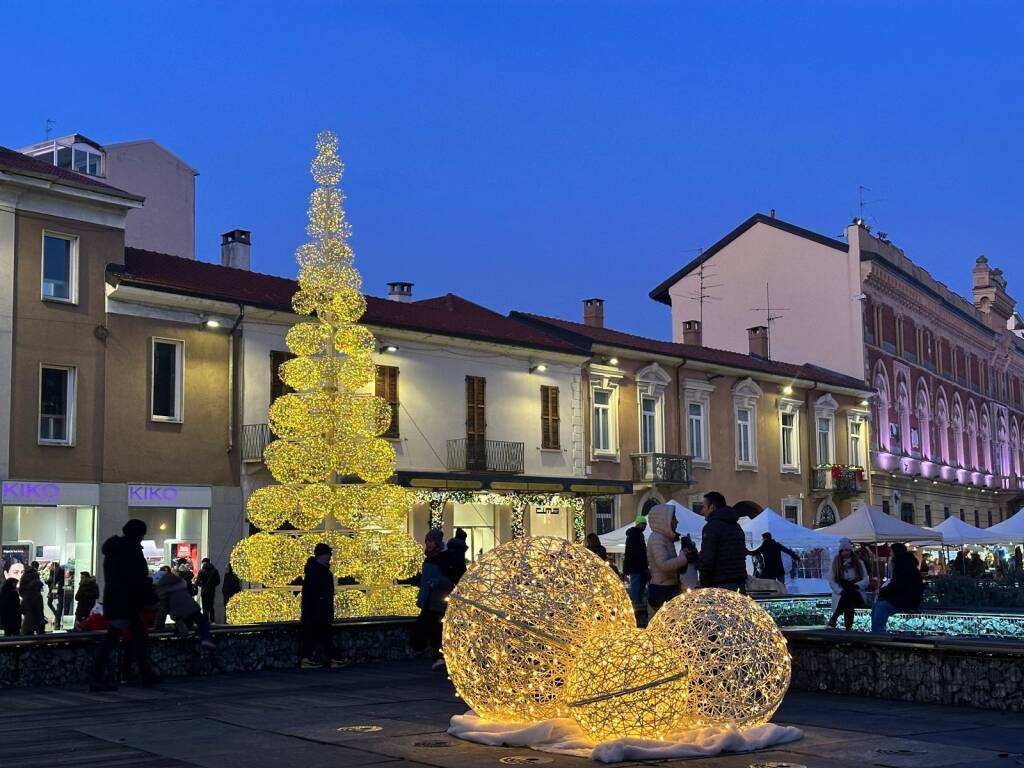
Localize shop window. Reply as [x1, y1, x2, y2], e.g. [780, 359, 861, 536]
[530, 505, 568, 539]
[151, 338, 183, 422]
[41, 233, 77, 303]
[39, 365, 75, 445]
[594, 497, 615, 535]
[130, 507, 209, 572]
[453, 502, 496, 561]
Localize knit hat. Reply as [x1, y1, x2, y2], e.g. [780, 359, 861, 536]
[425, 528, 444, 545]
[634, 515, 648, 525]
[838, 537, 853, 551]
[313, 543, 332, 557]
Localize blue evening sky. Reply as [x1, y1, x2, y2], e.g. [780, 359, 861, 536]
[4, 1, 1022, 338]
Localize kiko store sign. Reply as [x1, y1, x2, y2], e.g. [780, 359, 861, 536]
[127, 484, 212, 508]
[2, 481, 100, 507]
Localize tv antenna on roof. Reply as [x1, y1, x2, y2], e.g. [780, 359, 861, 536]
[45, 118, 56, 140]
[679, 249, 722, 326]
[750, 282, 789, 360]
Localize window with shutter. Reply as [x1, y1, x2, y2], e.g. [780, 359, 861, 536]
[466, 376, 486, 470]
[541, 385, 560, 450]
[269, 351, 296, 404]
[375, 365, 400, 439]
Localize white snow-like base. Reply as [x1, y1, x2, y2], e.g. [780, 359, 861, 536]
[449, 712, 803, 763]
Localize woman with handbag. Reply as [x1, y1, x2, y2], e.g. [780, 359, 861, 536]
[827, 538, 869, 630]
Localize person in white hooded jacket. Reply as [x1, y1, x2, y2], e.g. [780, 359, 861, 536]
[645, 504, 691, 612]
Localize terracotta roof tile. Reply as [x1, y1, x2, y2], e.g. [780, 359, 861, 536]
[0, 146, 143, 200]
[117, 248, 585, 355]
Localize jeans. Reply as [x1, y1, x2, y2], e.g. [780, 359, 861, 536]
[627, 573, 646, 606]
[871, 599, 897, 633]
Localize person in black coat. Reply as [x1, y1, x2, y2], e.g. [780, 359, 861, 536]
[18, 566, 46, 635]
[747, 533, 801, 582]
[1, 578, 21, 636]
[446, 528, 469, 584]
[221, 564, 242, 616]
[90, 519, 160, 691]
[299, 542, 342, 668]
[622, 515, 649, 608]
[697, 492, 748, 590]
[195, 559, 221, 624]
[74, 571, 100, 621]
[871, 542, 924, 633]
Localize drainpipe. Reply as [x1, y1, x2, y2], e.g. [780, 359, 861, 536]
[226, 304, 245, 454]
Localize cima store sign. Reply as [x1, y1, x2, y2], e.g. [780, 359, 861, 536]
[127, 484, 212, 508]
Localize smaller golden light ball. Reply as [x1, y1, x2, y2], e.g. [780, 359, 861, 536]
[351, 437, 397, 484]
[230, 533, 305, 587]
[566, 625, 690, 742]
[286, 322, 332, 356]
[367, 585, 419, 616]
[246, 484, 297, 531]
[226, 590, 300, 624]
[335, 588, 368, 618]
[647, 589, 791, 729]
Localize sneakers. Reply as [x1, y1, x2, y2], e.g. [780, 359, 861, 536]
[431, 658, 447, 672]
[330, 658, 350, 669]
[300, 657, 321, 669]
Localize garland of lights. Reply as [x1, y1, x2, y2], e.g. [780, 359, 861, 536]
[413, 490, 585, 542]
[226, 131, 418, 624]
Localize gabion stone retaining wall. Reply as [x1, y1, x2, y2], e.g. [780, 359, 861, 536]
[785, 631, 1024, 712]
[0, 618, 418, 688]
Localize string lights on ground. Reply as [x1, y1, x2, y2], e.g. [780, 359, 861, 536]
[227, 130, 418, 625]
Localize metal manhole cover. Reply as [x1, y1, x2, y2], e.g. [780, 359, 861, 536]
[336, 725, 383, 733]
[750, 763, 807, 768]
[499, 758, 554, 765]
[414, 740, 454, 748]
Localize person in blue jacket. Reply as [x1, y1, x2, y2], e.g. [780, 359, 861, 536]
[411, 529, 459, 670]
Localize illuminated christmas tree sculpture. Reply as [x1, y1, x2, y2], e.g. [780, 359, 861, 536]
[226, 131, 421, 624]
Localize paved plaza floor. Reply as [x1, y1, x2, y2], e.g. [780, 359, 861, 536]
[4, 660, 1023, 767]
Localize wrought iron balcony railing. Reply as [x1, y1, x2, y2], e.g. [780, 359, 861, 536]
[447, 438, 525, 474]
[242, 423, 273, 463]
[812, 465, 866, 496]
[631, 453, 694, 485]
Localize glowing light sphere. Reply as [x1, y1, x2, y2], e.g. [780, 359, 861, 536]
[351, 438, 397, 483]
[336, 484, 411, 531]
[443, 536, 634, 723]
[226, 589, 300, 624]
[263, 438, 332, 484]
[334, 324, 376, 356]
[338, 353, 376, 390]
[367, 585, 419, 616]
[293, 484, 335, 529]
[246, 484, 297, 531]
[286, 322, 332, 356]
[335, 588, 368, 618]
[230, 533, 305, 586]
[647, 589, 791, 728]
[327, 288, 367, 323]
[566, 625, 690, 742]
[350, 530, 421, 584]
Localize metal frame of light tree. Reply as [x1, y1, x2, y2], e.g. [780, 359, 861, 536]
[226, 131, 420, 624]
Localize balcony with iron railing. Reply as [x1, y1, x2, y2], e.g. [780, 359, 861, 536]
[631, 453, 694, 485]
[812, 465, 866, 496]
[242, 423, 273, 463]
[446, 438, 525, 474]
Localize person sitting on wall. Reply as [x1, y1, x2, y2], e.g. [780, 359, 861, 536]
[870, 542, 924, 633]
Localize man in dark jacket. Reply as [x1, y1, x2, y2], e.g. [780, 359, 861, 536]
[446, 528, 469, 584]
[698, 492, 748, 591]
[195, 558, 221, 624]
[622, 515, 649, 609]
[90, 519, 160, 691]
[747, 532, 801, 582]
[221, 564, 242, 617]
[299, 542, 343, 668]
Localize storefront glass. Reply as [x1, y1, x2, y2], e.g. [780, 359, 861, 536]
[1, 504, 96, 630]
[529, 505, 571, 539]
[452, 502, 496, 561]
[128, 507, 208, 574]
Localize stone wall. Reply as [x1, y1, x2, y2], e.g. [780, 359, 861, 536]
[785, 630, 1024, 712]
[0, 618, 418, 688]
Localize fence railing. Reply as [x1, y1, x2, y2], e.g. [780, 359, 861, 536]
[630, 453, 694, 485]
[812, 465, 866, 495]
[446, 438, 525, 474]
[242, 423, 273, 463]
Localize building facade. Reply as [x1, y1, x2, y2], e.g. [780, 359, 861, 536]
[650, 213, 1024, 527]
[514, 300, 873, 532]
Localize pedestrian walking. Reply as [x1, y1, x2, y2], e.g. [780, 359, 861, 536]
[195, 558, 221, 624]
[299, 543, 344, 668]
[74, 571, 100, 621]
[46, 562, 66, 628]
[646, 504, 689, 613]
[411, 529, 459, 671]
[622, 515, 649, 609]
[222, 564, 242, 616]
[153, 566, 215, 649]
[697, 492, 748, 591]
[447, 528, 469, 584]
[871, 542, 924, 633]
[747, 532, 801, 583]
[19, 564, 46, 635]
[827, 538, 869, 630]
[1, 577, 21, 636]
[89, 519, 160, 692]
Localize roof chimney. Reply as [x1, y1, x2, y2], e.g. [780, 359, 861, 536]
[747, 325, 769, 359]
[583, 298, 604, 328]
[387, 281, 414, 303]
[221, 230, 251, 270]
[682, 319, 702, 346]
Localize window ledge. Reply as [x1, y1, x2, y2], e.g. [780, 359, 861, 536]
[780, 466, 801, 475]
[539, 448, 564, 453]
[692, 459, 711, 469]
[150, 416, 183, 424]
[591, 453, 620, 463]
[736, 463, 758, 472]
[38, 440, 73, 447]
[41, 296, 78, 306]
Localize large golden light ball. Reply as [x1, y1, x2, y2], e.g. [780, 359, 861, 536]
[566, 625, 690, 742]
[647, 589, 791, 729]
[442, 536, 634, 723]
[230, 533, 305, 586]
[226, 590, 300, 624]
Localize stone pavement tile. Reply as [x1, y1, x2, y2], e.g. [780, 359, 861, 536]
[347, 732, 592, 768]
[784, 734, 1001, 768]
[908, 726, 1024, 754]
[207, 709, 445, 742]
[771, 708, 955, 737]
[639, 747, 861, 768]
[179, 743, 402, 768]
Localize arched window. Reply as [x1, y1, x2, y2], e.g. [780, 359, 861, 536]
[952, 397, 965, 468]
[896, 376, 911, 456]
[979, 407, 992, 473]
[935, 389, 950, 465]
[966, 401, 979, 470]
[915, 381, 931, 459]
[1011, 419, 1022, 478]
[873, 362, 891, 452]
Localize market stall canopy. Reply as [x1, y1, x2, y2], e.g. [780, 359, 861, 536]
[598, 501, 705, 554]
[742, 508, 842, 549]
[985, 509, 1024, 542]
[926, 515, 1005, 546]
[817, 504, 943, 543]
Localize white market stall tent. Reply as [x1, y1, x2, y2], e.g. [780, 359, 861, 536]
[598, 500, 705, 554]
[817, 504, 943, 544]
[985, 509, 1024, 543]
[926, 515, 1005, 546]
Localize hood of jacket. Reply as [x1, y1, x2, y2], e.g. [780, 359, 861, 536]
[707, 505, 739, 525]
[647, 504, 677, 539]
